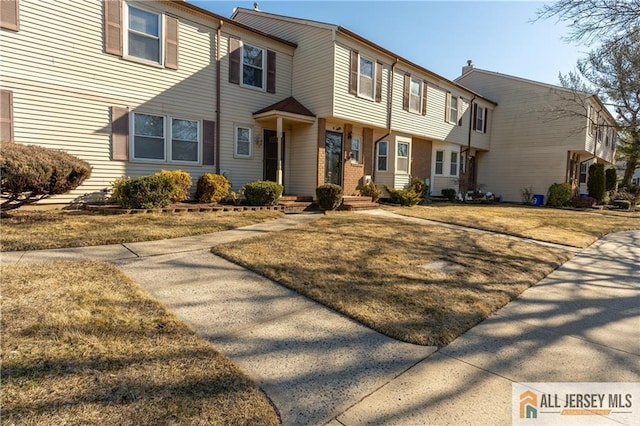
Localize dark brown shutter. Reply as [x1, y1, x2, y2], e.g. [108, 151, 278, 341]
[472, 103, 477, 130]
[0, 90, 14, 142]
[111, 106, 128, 160]
[0, 0, 19, 31]
[202, 120, 215, 165]
[165, 15, 179, 70]
[403, 73, 410, 111]
[104, 0, 122, 56]
[229, 37, 241, 84]
[483, 108, 488, 133]
[349, 50, 358, 95]
[266, 50, 276, 93]
[421, 81, 427, 116]
[375, 61, 382, 103]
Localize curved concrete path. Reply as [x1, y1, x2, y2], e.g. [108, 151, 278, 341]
[2, 213, 638, 425]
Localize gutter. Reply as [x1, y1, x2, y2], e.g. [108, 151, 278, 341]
[372, 58, 398, 183]
[215, 21, 223, 174]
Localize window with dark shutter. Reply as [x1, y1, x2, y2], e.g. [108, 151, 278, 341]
[104, 0, 122, 56]
[0, 0, 19, 31]
[349, 50, 358, 95]
[111, 106, 129, 160]
[267, 50, 276, 93]
[165, 15, 178, 70]
[229, 37, 241, 84]
[202, 120, 215, 165]
[0, 90, 14, 142]
[421, 81, 427, 116]
[375, 61, 382, 103]
[403, 73, 410, 111]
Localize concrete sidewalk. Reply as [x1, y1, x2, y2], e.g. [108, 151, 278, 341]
[2, 213, 638, 425]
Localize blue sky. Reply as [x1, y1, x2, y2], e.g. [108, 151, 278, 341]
[190, 1, 587, 86]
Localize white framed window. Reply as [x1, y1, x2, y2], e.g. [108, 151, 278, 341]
[449, 96, 459, 124]
[579, 163, 588, 184]
[171, 118, 199, 163]
[234, 125, 252, 158]
[409, 78, 421, 113]
[475, 105, 486, 133]
[435, 150, 444, 175]
[358, 55, 375, 99]
[450, 151, 458, 176]
[351, 137, 361, 163]
[126, 4, 162, 64]
[377, 141, 388, 172]
[460, 152, 466, 175]
[396, 142, 409, 173]
[242, 43, 265, 89]
[132, 112, 200, 164]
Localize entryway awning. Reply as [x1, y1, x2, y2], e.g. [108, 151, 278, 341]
[253, 96, 316, 124]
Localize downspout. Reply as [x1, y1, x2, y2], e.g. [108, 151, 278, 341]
[215, 21, 223, 174]
[373, 58, 398, 183]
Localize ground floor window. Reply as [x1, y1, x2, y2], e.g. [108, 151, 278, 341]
[397, 142, 409, 173]
[235, 125, 252, 158]
[132, 113, 201, 164]
[579, 163, 588, 184]
[450, 151, 458, 176]
[351, 137, 361, 163]
[435, 150, 444, 175]
[377, 141, 388, 172]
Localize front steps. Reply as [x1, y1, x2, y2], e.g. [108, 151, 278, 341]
[279, 195, 380, 213]
[339, 196, 379, 211]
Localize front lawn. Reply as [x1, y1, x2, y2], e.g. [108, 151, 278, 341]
[212, 213, 572, 346]
[1, 261, 278, 425]
[0, 210, 284, 252]
[385, 204, 640, 248]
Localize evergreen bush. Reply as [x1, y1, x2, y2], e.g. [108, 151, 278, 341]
[157, 170, 192, 202]
[360, 181, 382, 202]
[409, 177, 427, 198]
[605, 168, 618, 192]
[112, 174, 175, 209]
[195, 173, 230, 204]
[587, 163, 606, 203]
[243, 180, 284, 205]
[441, 188, 456, 201]
[385, 185, 421, 206]
[316, 184, 343, 210]
[546, 182, 573, 207]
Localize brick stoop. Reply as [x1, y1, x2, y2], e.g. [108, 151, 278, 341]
[340, 196, 380, 211]
[279, 195, 317, 214]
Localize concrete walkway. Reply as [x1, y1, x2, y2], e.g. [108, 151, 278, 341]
[2, 213, 638, 425]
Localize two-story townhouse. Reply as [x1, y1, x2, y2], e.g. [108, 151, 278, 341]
[232, 8, 496, 198]
[0, 0, 297, 204]
[457, 64, 617, 202]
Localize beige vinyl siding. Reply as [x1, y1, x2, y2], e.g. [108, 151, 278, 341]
[232, 11, 334, 118]
[457, 69, 616, 202]
[0, 0, 219, 203]
[218, 31, 294, 189]
[332, 40, 388, 127]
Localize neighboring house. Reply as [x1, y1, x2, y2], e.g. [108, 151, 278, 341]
[456, 64, 617, 201]
[232, 8, 495, 197]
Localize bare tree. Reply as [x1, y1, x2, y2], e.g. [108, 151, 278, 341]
[536, 0, 640, 45]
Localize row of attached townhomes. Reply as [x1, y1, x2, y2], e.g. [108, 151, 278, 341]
[0, 0, 617, 204]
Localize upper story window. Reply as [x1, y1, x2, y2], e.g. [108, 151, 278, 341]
[409, 78, 422, 114]
[435, 150, 444, 175]
[127, 5, 161, 63]
[397, 142, 409, 173]
[377, 141, 388, 172]
[358, 56, 375, 100]
[449, 96, 458, 124]
[132, 112, 200, 164]
[351, 137, 361, 163]
[242, 44, 265, 89]
[474, 104, 487, 133]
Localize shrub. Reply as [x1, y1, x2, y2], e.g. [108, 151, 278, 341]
[195, 173, 230, 204]
[157, 170, 192, 202]
[360, 181, 382, 202]
[610, 188, 640, 206]
[612, 200, 631, 210]
[441, 188, 456, 201]
[546, 182, 572, 208]
[569, 196, 597, 208]
[1, 142, 91, 212]
[385, 185, 421, 206]
[112, 174, 176, 209]
[409, 177, 427, 198]
[316, 184, 343, 210]
[521, 186, 534, 205]
[243, 180, 284, 206]
[587, 163, 606, 203]
[605, 168, 618, 192]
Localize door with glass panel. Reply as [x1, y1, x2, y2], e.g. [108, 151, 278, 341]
[324, 131, 343, 185]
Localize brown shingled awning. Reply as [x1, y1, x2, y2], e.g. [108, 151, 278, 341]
[253, 96, 315, 123]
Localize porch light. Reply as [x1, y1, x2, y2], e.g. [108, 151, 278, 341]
[255, 135, 263, 146]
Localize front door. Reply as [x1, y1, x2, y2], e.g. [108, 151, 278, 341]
[264, 129, 284, 182]
[324, 131, 343, 185]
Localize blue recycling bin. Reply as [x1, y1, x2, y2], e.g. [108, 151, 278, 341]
[532, 194, 544, 206]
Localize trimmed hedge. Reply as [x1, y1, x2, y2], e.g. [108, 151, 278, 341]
[588, 163, 606, 203]
[385, 185, 421, 206]
[158, 170, 192, 202]
[1, 142, 91, 211]
[316, 184, 343, 210]
[195, 173, 230, 204]
[111, 174, 176, 209]
[360, 181, 382, 202]
[546, 182, 572, 208]
[441, 188, 456, 201]
[569, 196, 596, 208]
[243, 180, 284, 206]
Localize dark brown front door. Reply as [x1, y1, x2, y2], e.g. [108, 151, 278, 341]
[324, 131, 342, 185]
[264, 129, 284, 182]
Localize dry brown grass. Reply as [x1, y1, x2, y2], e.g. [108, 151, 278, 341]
[0, 210, 283, 252]
[212, 212, 572, 347]
[386, 204, 640, 248]
[1, 261, 279, 426]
